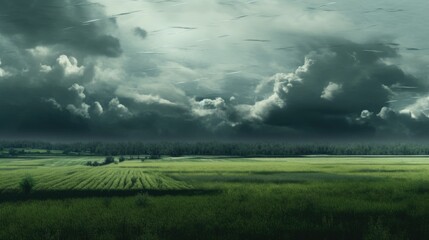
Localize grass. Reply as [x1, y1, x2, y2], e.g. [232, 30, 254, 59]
[1, 156, 429, 239]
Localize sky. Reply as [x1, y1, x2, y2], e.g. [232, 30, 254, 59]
[0, 0, 429, 141]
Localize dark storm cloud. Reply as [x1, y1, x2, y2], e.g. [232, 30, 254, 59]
[231, 39, 429, 139]
[3, 36, 427, 140]
[0, 80, 90, 138]
[1, 0, 429, 141]
[356, 107, 429, 139]
[0, 0, 121, 139]
[0, 76, 216, 140]
[0, 0, 122, 57]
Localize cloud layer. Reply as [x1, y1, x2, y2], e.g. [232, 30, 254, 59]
[0, 0, 429, 141]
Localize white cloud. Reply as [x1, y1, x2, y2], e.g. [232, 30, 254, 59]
[68, 83, 86, 100]
[0, 67, 8, 78]
[57, 55, 84, 77]
[240, 57, 313, 121]
[92, 101, 104, 116]
[241, 95, 283, 121]
[117, 90, 176, 106]
[40, 64, 52, 73]
[190, 97, 239, 127]
[191, 97, 226, 117]
[92, 63, 124, 83]
[198, 98, 226, 110]
[400, 96, 429, 119]
[44, 98, 62, 110]
[377, 107, 394, 120]
[133, 93, 176, 105]
[66, 103, 90, 118]
[27, 46, 50, 57]
[360, 110, 373, 119]
[321, 82, 342, 101]
[0, 58, 11, 78]
[109, 97, 132, 118]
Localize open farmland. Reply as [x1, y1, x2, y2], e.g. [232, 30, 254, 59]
[3, 156, 429, 192]
[0, 157, 190, 192]
[2, 156, 429, 239]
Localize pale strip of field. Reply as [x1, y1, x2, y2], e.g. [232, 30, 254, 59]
[121, 157, 429, 175]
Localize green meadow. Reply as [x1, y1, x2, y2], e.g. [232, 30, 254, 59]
[2, 156, 429, 239]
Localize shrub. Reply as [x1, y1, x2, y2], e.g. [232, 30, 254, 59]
[131, 177, 138, 187]
[85, 161, 101, 166]
[19, 175, 35, 194]
[119, 156, 126, 162]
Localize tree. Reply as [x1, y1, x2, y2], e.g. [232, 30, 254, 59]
[119, 156, 126, 162]
[20, 175, 35, 194]
[104, 156, 115, 165]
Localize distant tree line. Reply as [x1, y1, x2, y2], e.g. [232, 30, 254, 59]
[3, 141, 429, 157]
[0, 141, 429, 157]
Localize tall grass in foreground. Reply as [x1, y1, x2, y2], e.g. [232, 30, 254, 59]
[1, 181, 429, 240]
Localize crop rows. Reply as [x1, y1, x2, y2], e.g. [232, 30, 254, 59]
[0, 165, 191, 192]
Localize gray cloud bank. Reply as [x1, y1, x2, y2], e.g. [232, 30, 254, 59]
[0, 0, 429, 141]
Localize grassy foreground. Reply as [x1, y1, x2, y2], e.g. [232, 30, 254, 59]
[2, 156, 429, 239]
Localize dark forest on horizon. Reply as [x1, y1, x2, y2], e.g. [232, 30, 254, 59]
[3, 141, 429, 157]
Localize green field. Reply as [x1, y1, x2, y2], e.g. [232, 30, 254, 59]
[2, 156, 429, 239]
[0, 157, 190, 191]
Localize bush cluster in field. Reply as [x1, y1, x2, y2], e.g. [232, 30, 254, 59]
[19, 176, 35, 194]
[85, 156, 128, 166]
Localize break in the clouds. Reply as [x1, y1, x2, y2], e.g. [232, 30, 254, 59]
[0, 0, 429, 141]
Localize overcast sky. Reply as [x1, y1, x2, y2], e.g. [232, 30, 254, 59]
[1, 0, 429, 141]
